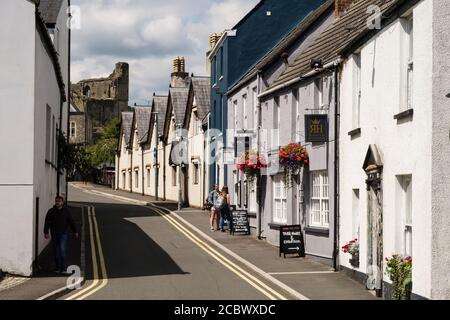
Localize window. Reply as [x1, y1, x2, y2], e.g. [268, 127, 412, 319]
[54, 124, 58, 164]
[233, 100, 238, 132]
[46, 106, 51, 162]
[294, 89, 300, 142]
[123, 172, 126, 189]
[252, 87, 258, 130]
[273, 97, 280, 148]
[249, 183, 257, 213]
[219, 47, 224, 76]
[397, 175, 412, 256]
[70, 121, 76, 138]
[193, 111, 199, 136]
[147, 169, 151, 188]
[273, 176, 287, 224]
[172, 166, 177, 187]
[353, 53, 361, 128]
[212, 56, 217, 83]
[316, 78, 324, 108]
[193, 163, 200, 185]
[401, 15, 414, 111]
[352, 189, 360, 239]
[135, 170, 139, 189]
[243, 94, 248, 129]
[310, 171, 329, 228]
[51, 115, 55, 163]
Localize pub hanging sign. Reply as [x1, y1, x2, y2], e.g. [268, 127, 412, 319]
[305, 114, 329, 143]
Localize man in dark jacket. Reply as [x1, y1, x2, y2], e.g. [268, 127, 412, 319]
[44, 196, 78, 274]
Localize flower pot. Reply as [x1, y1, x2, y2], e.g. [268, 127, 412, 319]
[349, 254, 359, 268]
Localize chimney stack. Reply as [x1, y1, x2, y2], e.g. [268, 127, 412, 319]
[335, 0, 353, 17]
[171, 56, 188, 87]
[209, 33, 222, 50]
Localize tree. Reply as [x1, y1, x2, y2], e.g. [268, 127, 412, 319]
[86, 118, 120, 168]
[58, 132, 91, 181]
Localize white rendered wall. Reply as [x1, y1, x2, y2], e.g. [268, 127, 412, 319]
[339, 0, 432, 298]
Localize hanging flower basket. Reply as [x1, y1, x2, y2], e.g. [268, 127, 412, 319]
[236, 150, 268, 185]
[279, 143, 309, 188]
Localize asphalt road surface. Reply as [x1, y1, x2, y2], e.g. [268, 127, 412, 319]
[61, 186, 288, 300]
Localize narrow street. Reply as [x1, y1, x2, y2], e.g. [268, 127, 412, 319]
[62, 185, 286, 300]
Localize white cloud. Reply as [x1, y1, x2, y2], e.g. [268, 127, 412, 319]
[71, 0, 259, 104]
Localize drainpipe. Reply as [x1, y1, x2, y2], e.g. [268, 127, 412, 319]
[141, 143, 145, 195]
[256, 70, 263, 240]
[130, 144, 133, 193]
[66, 0, 71, 199]
[163, 138, 166, 201]
[333, 66, 341, 272]
[57, 93, 63, 196]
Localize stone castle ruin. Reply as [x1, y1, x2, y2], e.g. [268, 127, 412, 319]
[70, 62, 129, 145]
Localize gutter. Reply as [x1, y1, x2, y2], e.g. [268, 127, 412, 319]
[257, 58, 343, 99]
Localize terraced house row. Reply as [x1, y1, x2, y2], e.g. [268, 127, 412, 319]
[116, 0, 450, 299]
[116, 57, 211, 209]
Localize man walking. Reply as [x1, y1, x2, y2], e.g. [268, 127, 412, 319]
[44, 196, 78, 274]
[208, 184, 220, 231]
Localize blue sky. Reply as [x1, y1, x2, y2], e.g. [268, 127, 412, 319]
[71, 0, 259, 105]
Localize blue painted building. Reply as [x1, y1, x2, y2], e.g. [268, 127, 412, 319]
[208, 0, 327, 188]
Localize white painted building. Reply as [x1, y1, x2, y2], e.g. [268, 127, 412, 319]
[338, 0, 450, 299]
[0, 0, 70, 276]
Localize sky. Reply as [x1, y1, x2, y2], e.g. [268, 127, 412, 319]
[71, 0, 259, 105]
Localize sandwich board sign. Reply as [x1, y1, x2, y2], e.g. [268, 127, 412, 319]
[279, 225, 305, 258]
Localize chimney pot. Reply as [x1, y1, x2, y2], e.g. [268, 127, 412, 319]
[335, 0, 353, 17]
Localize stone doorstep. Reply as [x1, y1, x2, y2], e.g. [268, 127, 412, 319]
[0, 275, 30, 292]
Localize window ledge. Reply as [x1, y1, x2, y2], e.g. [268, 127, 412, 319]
[348, 128, 361, 137]
[394, 108, 414, 120]
[268, 222, 288, 230]
[305, 226, 329, 236]
[248, 212, 257, 218]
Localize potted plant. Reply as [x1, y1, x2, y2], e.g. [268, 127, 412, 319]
[342, 239, 359, 268]
[279, 143, 309, 188]
[236, 150, 268, 186]
[385, 255, 412, 300]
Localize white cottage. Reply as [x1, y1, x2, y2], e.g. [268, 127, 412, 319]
[338, 0, 450, 299]
[0, 0, 70, 276]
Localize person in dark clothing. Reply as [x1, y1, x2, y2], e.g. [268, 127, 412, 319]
[44, 196, 78, 274]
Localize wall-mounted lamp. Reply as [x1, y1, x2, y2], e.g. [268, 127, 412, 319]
[310, 58, 323, 70]
[446, 92, 450, 98]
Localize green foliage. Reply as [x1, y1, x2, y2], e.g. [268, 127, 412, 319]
[86, 118, 120, 168]
[58, 132, 91, 179]
[385, 255, 413, 300]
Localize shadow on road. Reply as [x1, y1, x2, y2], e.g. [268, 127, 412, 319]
[70, 201, 188, 281]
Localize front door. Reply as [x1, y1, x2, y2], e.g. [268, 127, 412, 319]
[366, 178, 383, 297]
[363, 145, 384, 298]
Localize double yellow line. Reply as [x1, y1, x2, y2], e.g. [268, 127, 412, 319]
[66, 206, 108, 300]
[150, 206, 288, 300]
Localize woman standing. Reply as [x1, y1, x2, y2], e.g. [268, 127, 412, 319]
[219, 186, 232, 232]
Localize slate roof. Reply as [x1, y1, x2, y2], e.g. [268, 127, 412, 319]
[133, 106, 152, 144]
[191, 77, 211, 122]
[228, 0, 335, 95]
[152, 96, 169, 138]
[38, 0, 64, 25]
[121, 112, 134, 146]
[169, 87, 190, 125]
[268, 0, 408, 91]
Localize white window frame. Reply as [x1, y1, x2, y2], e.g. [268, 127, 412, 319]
[294, 88, 300, 142]
[249, 182, 257, 213]
[310, 171, 330, 228]
[400, 176, 413, 256]
[273, 176, 287, 224]
[233, 100, 238, 133]
[193, 163, 200, 185]
[243, 94, 248, 129]
[70, 121, 77, 138]
[252, 87, 258, 131]
[172, 166, 177, 187]
[401, 15, 414, 111]
[353, 52, 362, 129]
